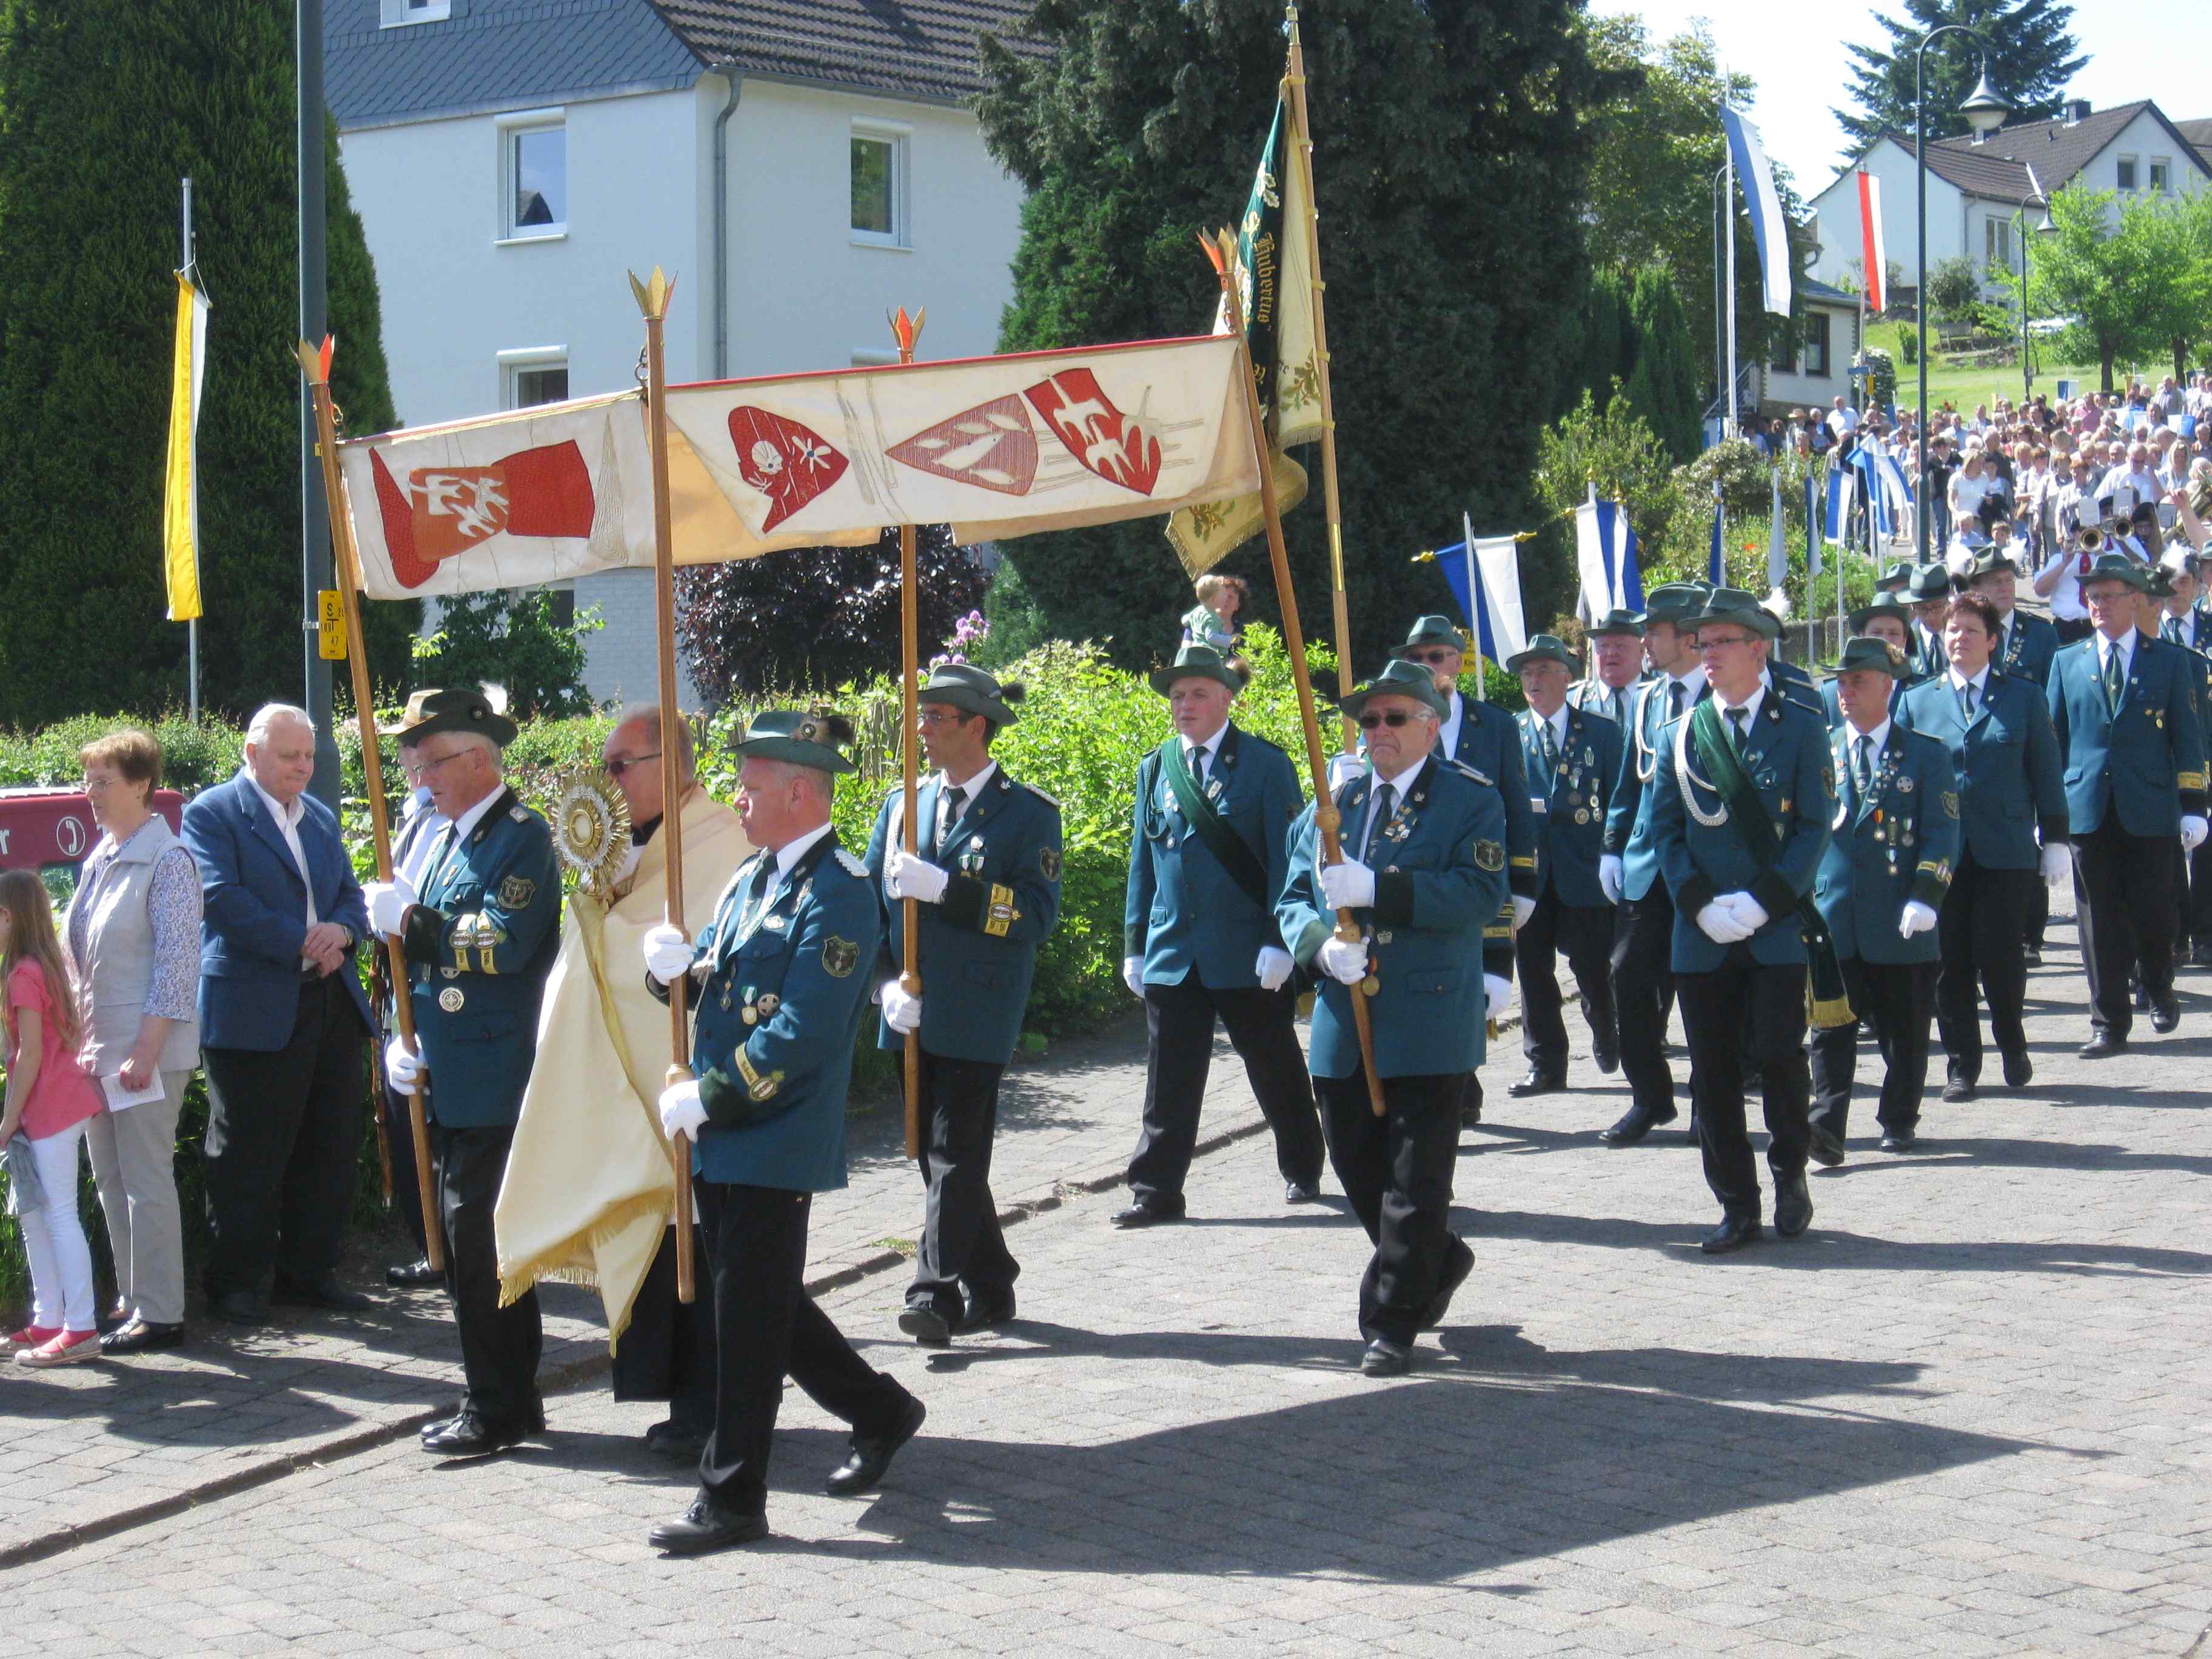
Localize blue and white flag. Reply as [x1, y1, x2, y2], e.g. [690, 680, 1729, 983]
[1768, 469, 1789, 591]
[1721, 103, 1794, 320]
[1805, 469, 1823, 578]
[1708, 484, 1726, 586]
[1574, 495, 1643, 617]
[1824, 461, 1858, 545]
[1435, 512, 1528, 667]
[1610, 504, 1645, 612]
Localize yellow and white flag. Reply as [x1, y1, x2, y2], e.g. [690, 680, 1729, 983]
[161, 272, 209, 621]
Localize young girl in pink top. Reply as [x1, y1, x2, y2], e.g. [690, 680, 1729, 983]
[1, 870, 107, 1366]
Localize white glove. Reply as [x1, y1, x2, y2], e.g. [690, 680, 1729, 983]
[1484, 974, 1512, 1021]
[880, 980, 923, 1033]
[642, 922, 694, 985]
[1255, 946, 1293, 992]
[1898, 899, 1939, 940]
[1721, 892, 1769, 933]
[1695, 902, 1754, 944]
[1327, 752, 1365, 793]
[2040, 843, 2072, 884]
[1122, 956, 1145, 997]
[1510, 894, 1538, 932]
[383, 1036, 422, 1094]
[1598, 854, 1624, 905]
[363, 875, 418, 939]
[1315, 935, 1368, 986]
[2185, 816, 2209, 853]
[1319, 858, 1376, 911]
[884, 848, 949, 905]
[657, 1079, 708, 1141]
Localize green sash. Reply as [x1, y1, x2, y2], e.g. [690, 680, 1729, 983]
[1688, 700, 1854, 1028]
[1159, 740, 1272, 913]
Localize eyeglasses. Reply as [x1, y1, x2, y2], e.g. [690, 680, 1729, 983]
[1697, 635, 1755, 653]
[418, 749, 477, 775]
[1401, 649, 1457, 666]
[916, 711, 971, 729]
[604, 751, 660, 780]
[1358, 710, 1419, 729]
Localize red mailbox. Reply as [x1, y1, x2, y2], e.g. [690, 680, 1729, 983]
[0, 787, 186, 874]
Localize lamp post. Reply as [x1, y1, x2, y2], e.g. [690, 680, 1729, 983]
[2015, 171, 2056, 402]
[1915, 32, 2010, 568]
[1712, 163, 1729, 431]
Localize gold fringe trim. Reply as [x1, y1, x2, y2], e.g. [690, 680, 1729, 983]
[1808, 992, 1857, 1030]
[497, 1185, 671, 1353]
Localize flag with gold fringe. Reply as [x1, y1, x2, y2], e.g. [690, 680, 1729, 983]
[161, 271, 210, 622]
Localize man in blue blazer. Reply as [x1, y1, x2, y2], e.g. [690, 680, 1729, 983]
[1809, 640, 1960, 1156]
[1508, 636, 1623, 1096]
[183, 704, 374, 1326]
[2046, 553, 2210, 1054]
[1116, 645, 1322, 1224]
[1965, 546, 2063, 961]
[2156, 550, 2212, 964]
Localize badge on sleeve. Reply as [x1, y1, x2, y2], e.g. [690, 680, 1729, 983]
[1942, 791, 1960, 819]
[1039, 846, 1062, 881]
[1474, 840, 1505, 872]
[498, 876, 537, 909]
[822, 936, 859, 979]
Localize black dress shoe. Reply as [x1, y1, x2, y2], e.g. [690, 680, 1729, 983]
[644, 1420, 711, 1459]
[1598, 1103, 1677, 1146]
[1460, 1101, 1482, 1128]
[1507, 1070, 1564, 1098]
[2151, 994, 2181, 1034]
[424, 1395, 540, 1441]
[1593, 1046, 1620, 1076]
[1359, 1339, 1411, 1377]
[896, 1304, 953, 1347]
[1806, 1125, 1846, 1168]
[207, 1290, 266, 1326]
[1942, 1078, 1976, 1103]
[952, 1289, 1015, 1335]
[825, 1395, 926, 1496]
[1284, 1179, 1321, 1204]
[2022, 946, 2043, 967]
[1700, 1215, 1761, 1255]
[273, 1278, 375, 1313]
[649, 1495, 769, 1555]
[2079, 1032, 2127, 1059]
[1773, 1174, 1814, 1239]
[1109, 1201, 1184, 1228]
[2193, 942, 2212, 969]
[99, 1318, 185, 1355]
[386, 1258, 441, 1289]
[2133, 984, 2152, 1013]
[1419, 1236, 1474, 1331]
[1879, 1130, 1918, 1152]
[421, 1408, 529, 1457]
[2002, 1050, 2033, 1088]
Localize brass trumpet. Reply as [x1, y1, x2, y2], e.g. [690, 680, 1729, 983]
[2077, 525, 2106, 554]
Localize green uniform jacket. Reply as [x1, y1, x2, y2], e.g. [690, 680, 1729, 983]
[1996, 609, 2060, 686]
[1442, 689, 1533, 980]
[1815, 723, 1960, 965]
[1606, 674, 1706, 903]
[1896, 671, 2067, 869]
[2046, 633, 2210, 837]
[1820, 672, 1918, 732]
[1517, 705, 1623, 910]
[398, 787, 561, 1128]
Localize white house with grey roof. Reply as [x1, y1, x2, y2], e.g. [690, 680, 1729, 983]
[329, 0, 1033, 705]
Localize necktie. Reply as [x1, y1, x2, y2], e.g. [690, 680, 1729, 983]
[1609, 688, 1625, 726]
[1364, 783, 1396, 862]
[935, 786, 965, 857]
[737, 857, 775, 937]
[1959, 681, 1976, 723]
[1539, 717, 1560, 775]
[1854, 734, 1873, 794]
[1668, 681, 1686, 722]
[1726, 706, 1749, 753]
[2103, 645, 2125, 712]
[1186, 742, 1207, 790]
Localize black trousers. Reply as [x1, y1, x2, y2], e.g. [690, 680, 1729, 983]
[2025, 873, 2050, 951]
[2073, 819, 2179, 1038]
[379, 1074, 429, 1256]
[1936, 853, 2036, 1081]
[1810, 957, 1937, 1138]
[1609, 890, 1680, 1118]
[697, 1181, 912, 1516]
[609, 1225, 715, 1433]
[431, 1122, 542, 1429]
[2188, 837, 2212, 949]
[1126, 972, 1322, 1207]
[201, 973, 368, 1298]
[1520, 886, 1617, 1076]
[908, 1050, 1017, 1316]
[1315, 1071, 1462, 1348]
[1677, 951, 1811, 1221]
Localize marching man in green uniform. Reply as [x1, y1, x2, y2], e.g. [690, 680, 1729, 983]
[366, 688, 561, 1457]
[1820, 593, 1921, 730]
[1278, 660, 1509, 1378]
[1648, 591, 1838, 1254]
[1808, 639, 1960, 1158]
[642, 709, 924, 1555]
[1567, 608, 1649, 731]
[1116, 643, 1323, 1225]
[1507, 635, 1623, 1096]
[865, 665, 1062, 1346]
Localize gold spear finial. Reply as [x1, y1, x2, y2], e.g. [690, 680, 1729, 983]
[627, 266, 675, 321]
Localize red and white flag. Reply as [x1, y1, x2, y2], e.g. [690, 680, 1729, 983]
[1858, 171, 1886, 313]
[337, 391, 657, 600]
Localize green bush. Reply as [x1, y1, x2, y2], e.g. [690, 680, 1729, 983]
[1898, 329, 1920, 366]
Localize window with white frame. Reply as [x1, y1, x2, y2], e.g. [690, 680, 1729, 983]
[851, 125, 909, 246]
[2117, 154, 2139, 192]
[502, 118, 567, 240]
[380, 0, 449, 24]
[2150, 156, 2172, 194]
[504, 352, 575, 626]
[1804, 313, 1832, 378]
[1985, 215, 2012, 274]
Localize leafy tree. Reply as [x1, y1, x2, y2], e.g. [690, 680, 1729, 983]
[0, 4, 411, 727]
[674, 525, 987, 700]
[1835, 0, 2086, 153]
[1996, 185, 2205, 390]
[1572, 268, 1636, 415]
[973, 0, 1619, 678]
[1621, 266, 1703, 463]
[1527, 386, 1680, 629]
[1925, 254, 1983, 325]
[410, 592, 601, 719]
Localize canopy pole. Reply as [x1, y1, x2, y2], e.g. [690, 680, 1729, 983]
[892, 305, 927, 1163]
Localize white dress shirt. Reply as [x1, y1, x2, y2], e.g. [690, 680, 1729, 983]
[1359, 755, 1427, 861]
[1181, 720, 1229, 785]
[1437, 690, 1466, 764]
[1948, 663, 1991, 720]
[1843, 717, 1891, 798]
[248, 774, 321, 967]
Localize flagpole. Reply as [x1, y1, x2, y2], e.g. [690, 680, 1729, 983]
[1723, 99, 1739, 440]
[891, 306, 925, 1165]
[628, 267, 696, 1306]
[181, 176, 200, 725]
[1204, 230, 1384, 1117]
[295, 337, 442, 1275]
[1460, 515, 1485, 703]
[1283, 6, 1356, 752]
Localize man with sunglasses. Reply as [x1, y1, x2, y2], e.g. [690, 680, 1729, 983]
[1277, 660, 1510, 1377]
[1648, 590, 1835, 1255]
[1392, 615, 1537, 1128]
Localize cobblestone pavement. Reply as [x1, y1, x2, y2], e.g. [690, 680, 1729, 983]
[12, 905, 2212, 1656]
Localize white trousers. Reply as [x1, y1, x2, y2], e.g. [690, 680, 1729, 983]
[18, 1120, 93, 1332]
[84, 1068, 190, 1324]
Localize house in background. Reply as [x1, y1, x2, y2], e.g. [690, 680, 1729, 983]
[327, 0, 1033, 705]
[1806, 99, 2212, 308]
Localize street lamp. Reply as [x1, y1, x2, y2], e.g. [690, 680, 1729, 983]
[1916, 32, 2012, 568]
[2014, 167, 2057, 402]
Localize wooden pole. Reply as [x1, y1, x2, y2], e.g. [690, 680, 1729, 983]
[892, 305, 926, 1162]
[1202, 232, 1384, 1116]
[628, 267, 695, 1306]
[295, 337, 442, 1274]
[1282, 6, 1356, 755]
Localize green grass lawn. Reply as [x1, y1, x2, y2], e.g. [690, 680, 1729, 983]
[1861, 319, 2161, 415]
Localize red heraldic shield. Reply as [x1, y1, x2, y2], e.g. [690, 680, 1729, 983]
[1023, 368, 1162, 495]
[886, 395, 1039, 497]
[727, 407, 849, 531]
[369, 440, 597, 589]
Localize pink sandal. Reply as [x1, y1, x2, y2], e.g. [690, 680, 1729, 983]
[17, 1329, 102, 1367]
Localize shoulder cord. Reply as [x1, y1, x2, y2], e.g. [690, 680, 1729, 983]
[1673, 708, 1731, 828]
